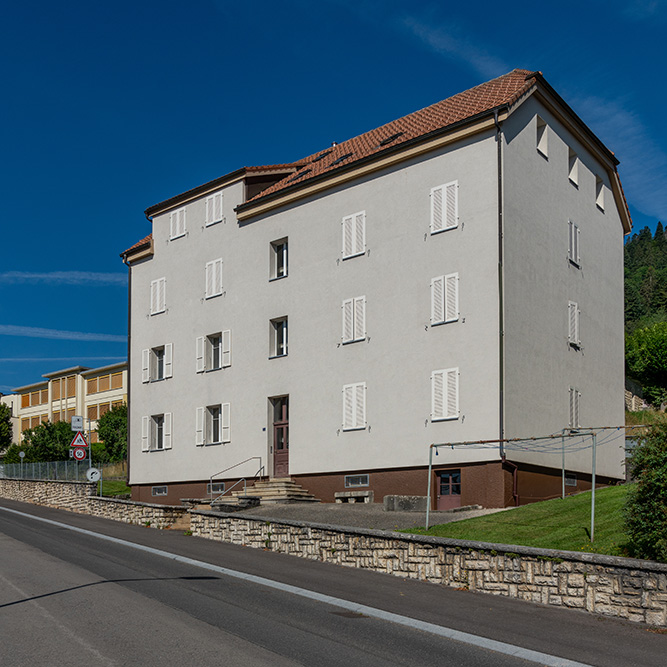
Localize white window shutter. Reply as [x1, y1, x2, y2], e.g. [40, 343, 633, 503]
[196, 336, 206, 373]
[141, 349, 150, 383]
[196, 407, 205, 445]
[343, 384, 355, 430]
[568, 301, 580, 345]
[575, 226, 580, 265]
[162, 413, 172, 449]
[446, 369, 459, 419]
[205, 261, 214, 298]
[150, 280, 158, 314]
[569, 387, 580, 428]
[214, 193, 223, 221]
[215, 258, 223, 295]
[141, 416, 150, 451]
[431, 371, 444, 420]
[342, 215, 354, 257]
[444, 181, 458, 230]
[356, 383, 366, 428]
[156, 278, 166, 313]
[354, 296, 366, 340]
[445, 273, 459, 322]
[170, 212, 176, 239]
[431, 276, 445, 324]
[568, 221, 580, 265]
[164, 343, 173, 378]
[355, 212, 365, 255]
[430, 185, 444, 233]
[178, 209, 186, 236]
[222, 330, 231, 367]
[205, 196, 213, 225]
[342, 299, 354, 342]
[221, 402, 231, 443]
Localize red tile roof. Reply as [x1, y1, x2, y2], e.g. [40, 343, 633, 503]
[121, 233, 152, 258]
[243, 69, 538, 205]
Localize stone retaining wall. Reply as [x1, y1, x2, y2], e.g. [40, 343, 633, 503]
[0, 478, 188, 530]
[190, 511, 667, 626]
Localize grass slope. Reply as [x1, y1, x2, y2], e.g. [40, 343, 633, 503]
[98, 479, 131, 497]
[407, 485, 630, 557]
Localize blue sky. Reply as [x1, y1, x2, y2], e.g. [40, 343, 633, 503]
[1, 0, 665, 393]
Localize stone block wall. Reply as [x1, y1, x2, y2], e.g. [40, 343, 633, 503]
[0, 478, 189, 530]
[190, 511, 667, 626]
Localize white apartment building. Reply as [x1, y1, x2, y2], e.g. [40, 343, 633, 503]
[123, 69, 630, 507]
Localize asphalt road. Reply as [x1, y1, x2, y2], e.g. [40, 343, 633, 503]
[0, 499, 664, 666]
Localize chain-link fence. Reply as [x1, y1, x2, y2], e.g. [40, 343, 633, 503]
[0, 460, 127, 482]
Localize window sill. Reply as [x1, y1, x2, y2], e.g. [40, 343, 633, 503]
[169, 233, 186, 241]
[269, 354, 288, 360]
[204, 293, 222, 300]
[342, 426, 367, 431]
[568, 259, 581, 269]
[269, 274, 288, 283]
[430, 319, 458, 327]
[341, 338, 365, 345]
[430, 225, 457, 236]
[342, 251, 365, 261]
[205, 218, 224, 227]
[431, 416, 459, 422]
[205, 367, 222, 373]
[150, 310, 166, 316]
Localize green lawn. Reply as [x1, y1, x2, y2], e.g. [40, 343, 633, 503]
[98, 479, 131, 497]
[407, 485, 630, 557]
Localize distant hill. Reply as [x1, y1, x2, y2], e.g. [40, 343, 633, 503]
[625, 223, 667, 333]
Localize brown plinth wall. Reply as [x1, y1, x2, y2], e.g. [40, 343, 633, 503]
[130, 460, 623, 508]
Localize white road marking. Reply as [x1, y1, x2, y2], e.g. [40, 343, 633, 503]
[0, 505, 591, 667]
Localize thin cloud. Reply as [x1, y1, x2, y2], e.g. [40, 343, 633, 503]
[0, 271, 127, 286]
[0, 356, 125, 363]
[401, 16, 508, 79]
[620, 0, 665, 21]
[572, 95, 667, 221]
[0, 325, 126, 343]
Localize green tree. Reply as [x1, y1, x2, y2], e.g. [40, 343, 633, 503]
[0, 402, 13, 452]
[624, 423, 667, 562]
[3, 421, 75, 463]
[96, 403, 127, 462]
[626, 322, 667, 405]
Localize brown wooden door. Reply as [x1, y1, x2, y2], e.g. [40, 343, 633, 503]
[436, 470, 461, 510]
[273, 397, 289, 477]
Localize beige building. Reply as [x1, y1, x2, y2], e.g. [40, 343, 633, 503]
[12, 363, 127, 443]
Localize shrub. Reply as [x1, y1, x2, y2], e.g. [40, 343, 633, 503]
[624, 423, 667, 562]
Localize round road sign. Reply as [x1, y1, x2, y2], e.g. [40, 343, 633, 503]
[72, 447, 87, 461]
[19, 451, 25, 459]
[86, 468, 101, 482]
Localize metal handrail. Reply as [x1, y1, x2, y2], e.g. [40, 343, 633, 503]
[209, 458, 265, 503]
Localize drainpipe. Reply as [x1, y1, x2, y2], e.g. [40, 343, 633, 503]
[494, 108, 506, 457]
[502, 455, 519, 507]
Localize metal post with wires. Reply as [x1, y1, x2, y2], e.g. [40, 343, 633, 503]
[425, 444, 434, 530]
[591, 431, 597, 543]
[561, 430, 566, 499]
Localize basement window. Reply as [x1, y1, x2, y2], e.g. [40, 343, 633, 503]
[206, 481, 225, 494]
[151, 486, 168, 497]
[345, 474, 369, 488]
[565, 473, 577, 487]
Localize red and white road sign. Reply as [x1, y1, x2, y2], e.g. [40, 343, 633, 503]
[70, 432, 88, 448]
[72, 447, 87, 461]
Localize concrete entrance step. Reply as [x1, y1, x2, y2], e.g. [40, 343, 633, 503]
[231, 478, 320, 503]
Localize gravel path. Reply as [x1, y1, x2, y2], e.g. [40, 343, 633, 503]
[234, 502, 513, 532]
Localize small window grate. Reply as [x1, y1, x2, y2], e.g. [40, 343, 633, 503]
[330, 152, 354, 167]
[312, 150, 333, 162]
[151, 486, 168, 497]
[379, 132, 404, 147]
[565, 473, 577, 487]
[286, 168, 312, 183]
[345, 474, 369, 488]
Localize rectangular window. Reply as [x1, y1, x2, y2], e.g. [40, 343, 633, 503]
[270, 238, 288, 279]
[21, 393, 29, 409]
[342, 382, 366, 431]
[111, 372, 123, 389]
[569, 387, 580, 428]
[142, 413, 172, 451]
[21, 417, 30, 432]
[430, 181, 458, 234]
[207, 481, 225, 494]
[595, 176, 604, 210]
[205, 192, 224, 226]
[169, 207, 186, 239]
[431, 368, 459, 421]
[568, 301, 580, 348]
[431, 273, 459, 325]
[568, 220, 580, 266]
[142, 344, 173, 382]
[568, 148, 578, 186]
[565, 472, 577, 487]
[151, 486, 168, 497]
[196, 331, 230, 373]
[87, 404, 98, 420]
[271, 318, 288, 357]
[150, 277, 166, 315]
[196, 403, 230, 445]
[205, 258, 223, 299]
[342, 296, 366, 343]
[87, 378, 98, 394]
[342, 211, 366, 259]
[345, 474, 369, 488]
[536, 116, 548, 157]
